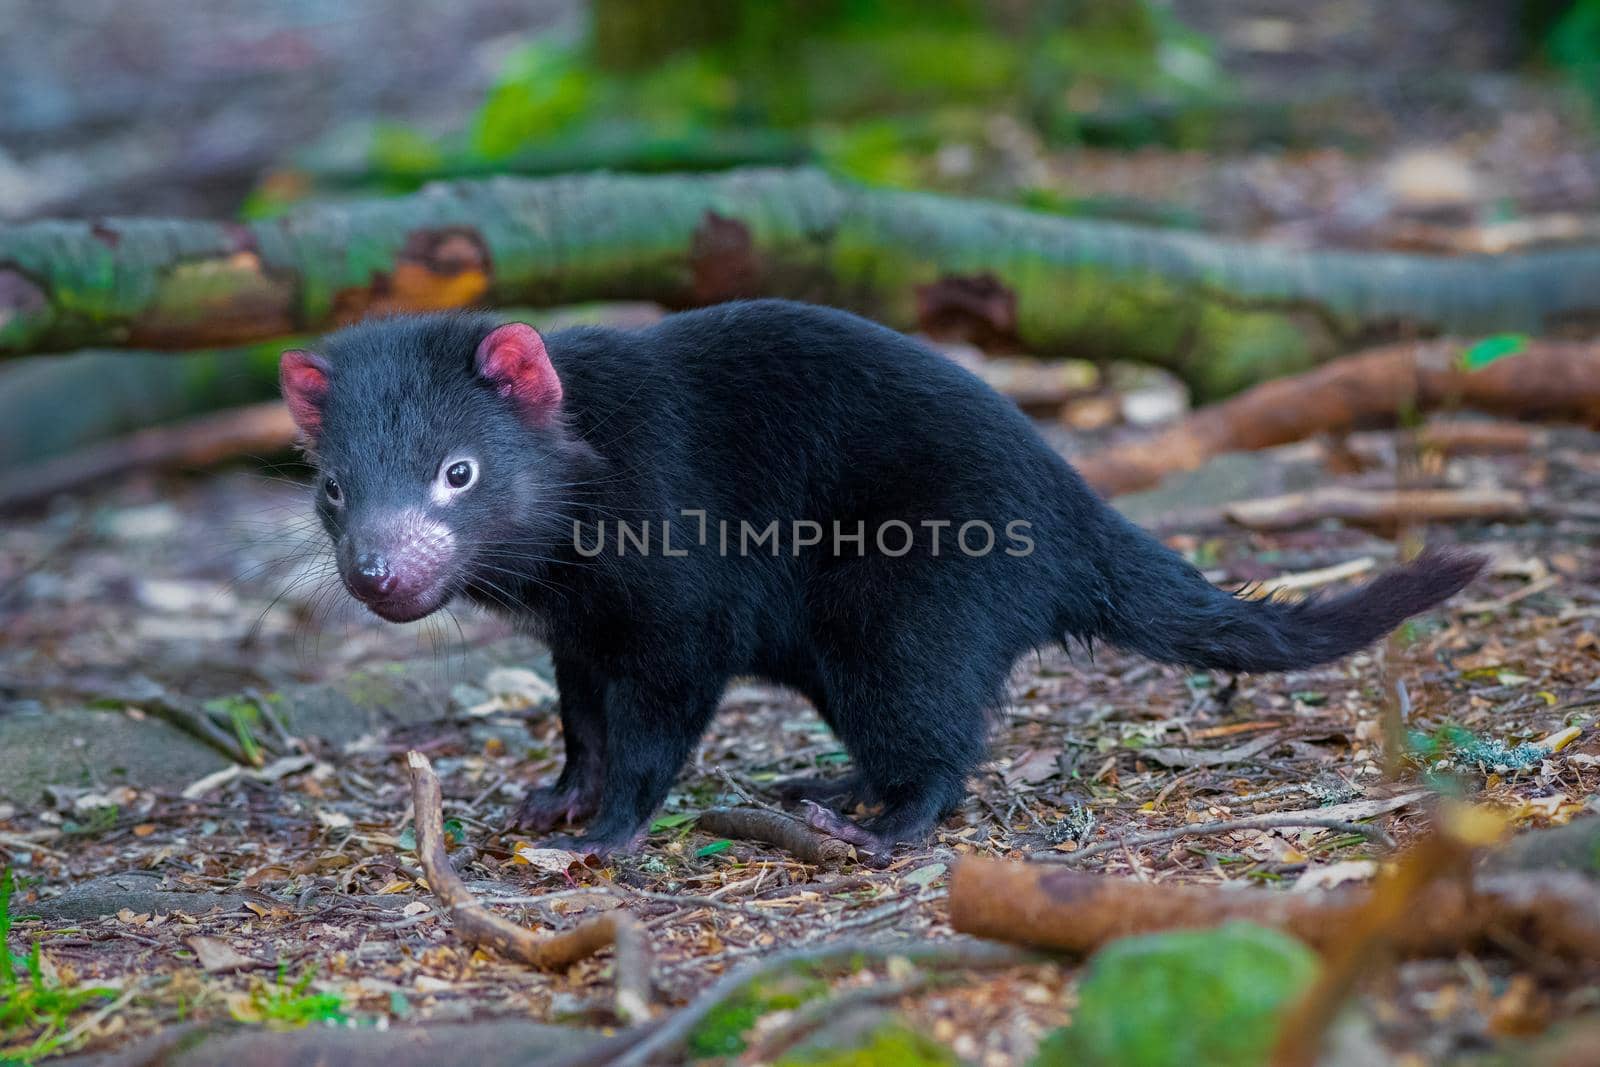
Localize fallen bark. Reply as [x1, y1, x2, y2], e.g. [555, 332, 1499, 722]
[1223, 486, 1528, 531]
[13, 170, 1600, 398]
[0, 401, 294, 512]
[1077, 338, 1600, 495]
[405, 751, 651, 1021]
[947, 859, 1600, 961]
[696, 807, 855, 866]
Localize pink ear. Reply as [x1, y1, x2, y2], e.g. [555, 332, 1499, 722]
[280, 349, 331, 438]
[475, 323, 562, 423]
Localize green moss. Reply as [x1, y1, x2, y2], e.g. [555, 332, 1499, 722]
[778, 1019, 963, 1067]
[1034, 922, 1319, 1067]
[687, 975, 829, 1059]
[1184, 301, 1325, 400]
[339, 671, 408, 710]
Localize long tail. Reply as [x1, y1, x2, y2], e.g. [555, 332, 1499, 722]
[1092, 515, 1484, 673]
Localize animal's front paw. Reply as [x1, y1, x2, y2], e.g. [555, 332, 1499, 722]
[510, 783, 598, 833]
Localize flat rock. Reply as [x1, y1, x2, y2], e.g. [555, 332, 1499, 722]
[0, 707, 230, 806]
[27, 871, 248, 921]
[0, 639, 551, 802]
[55, 1019, 610, 1067]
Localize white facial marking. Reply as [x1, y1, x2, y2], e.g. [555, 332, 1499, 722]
[430, 456, 479, 506]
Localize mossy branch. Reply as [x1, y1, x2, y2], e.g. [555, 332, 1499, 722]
[9, 168, 1600, 397]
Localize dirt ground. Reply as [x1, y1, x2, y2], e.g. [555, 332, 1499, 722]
[3, 409, 1599, 1064]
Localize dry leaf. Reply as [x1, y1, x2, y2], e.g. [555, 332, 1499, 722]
[1292, 860, 1379, 892]
[512, 842, 588, 875]
[188, 935, 265, 973]
[1002, 748, 1062, 788]
[1142, 733, 1283, 768]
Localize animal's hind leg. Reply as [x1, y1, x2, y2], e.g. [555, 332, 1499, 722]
[805, 676, 992, 865]
[799, 548, 1026, 863]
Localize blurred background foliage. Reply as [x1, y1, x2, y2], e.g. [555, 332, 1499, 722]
[248, 0, 1230, 215]
[8, 0, 1600, 466]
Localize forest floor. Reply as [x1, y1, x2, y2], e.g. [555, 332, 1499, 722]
[2, 405, 1599, 1066]
[3, 3, 1600, 1064]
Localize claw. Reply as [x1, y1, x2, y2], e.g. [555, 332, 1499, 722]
[800, 800, 893, 867]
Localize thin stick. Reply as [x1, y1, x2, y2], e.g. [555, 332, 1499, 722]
[611, 938, 1037, 1067]
[1047, 812, 1396, 865]
[405, 750, 652, 1021]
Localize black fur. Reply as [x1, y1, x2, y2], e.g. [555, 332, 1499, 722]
[294, 301, 1482, 858]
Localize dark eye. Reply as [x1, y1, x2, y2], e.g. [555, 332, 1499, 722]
[445, 461, 475, 489]
[323, 477, 343, 504]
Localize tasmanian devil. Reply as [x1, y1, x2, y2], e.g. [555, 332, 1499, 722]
[281, 300, 1481, 860]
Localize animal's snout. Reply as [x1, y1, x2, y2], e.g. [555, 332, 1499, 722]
[347, 551, 397, 601]
[338, 510, 459, 621]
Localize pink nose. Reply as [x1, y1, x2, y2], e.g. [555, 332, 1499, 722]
[347, 552, 397, 601]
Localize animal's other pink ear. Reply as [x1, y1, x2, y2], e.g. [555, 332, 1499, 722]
[280, 349, 332, 439]
[475, 323, 562, 423]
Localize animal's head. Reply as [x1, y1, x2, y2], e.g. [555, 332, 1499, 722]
[280, 314, 584, 622]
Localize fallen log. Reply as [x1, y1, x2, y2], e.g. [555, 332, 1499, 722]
[947, 858, 1600, 961]
[13, 170, 1600, 398]
[404, 751, 652, 1022]
[1077, 338, 1600, 496]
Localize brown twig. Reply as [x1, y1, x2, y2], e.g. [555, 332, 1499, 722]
[404, 750, 652, 1021]
[697, 807, 855, 866]
[1075, 338, 1600, 498]
[1223, 486, 1527, 531]
[1047, 810, 1399, 865]
[0, 400, 296, 512]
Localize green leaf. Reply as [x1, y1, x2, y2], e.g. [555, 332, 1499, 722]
[651, 812, 698, 832]
[396, 826, 417, 852]
[1460, 334, 1528, 370]
[695, 840, 733, 858]
[1032, 922, 1320, 1067]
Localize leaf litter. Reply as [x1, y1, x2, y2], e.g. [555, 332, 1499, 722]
[2, 426, 1600, 1064]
